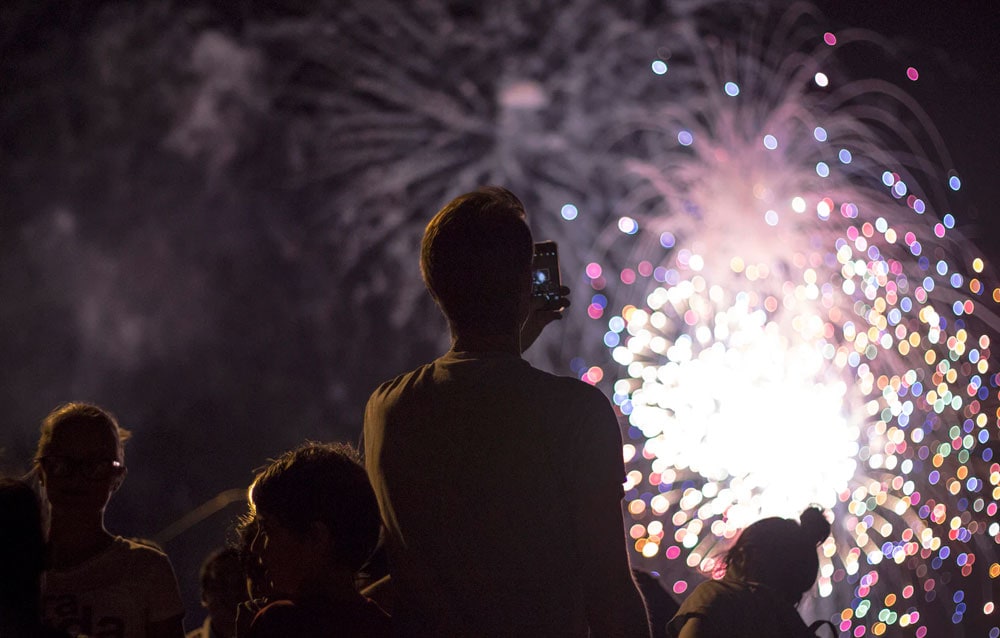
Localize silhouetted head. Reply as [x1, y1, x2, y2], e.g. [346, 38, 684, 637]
[235, 516, 270, 601]
[199, 547, 246, 638]
[34, 402, 131, 513]
[247, 442, 381, 597]
[0, 478, 46, 587]
[723, 506, 831, 604]
[421, 186, 534, 336]
[0, 477, 48, 629]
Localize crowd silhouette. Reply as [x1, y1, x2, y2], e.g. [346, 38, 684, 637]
[3, 188, 835, 638]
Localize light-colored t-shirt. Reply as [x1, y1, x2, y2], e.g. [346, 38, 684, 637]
[364, 349, 626, 637]
[42, 536, 184, 638]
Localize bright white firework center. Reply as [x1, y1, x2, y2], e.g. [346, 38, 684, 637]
[615, 279, 860, 532]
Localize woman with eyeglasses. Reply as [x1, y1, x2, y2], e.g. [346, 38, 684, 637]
[34, 402, 185, 638]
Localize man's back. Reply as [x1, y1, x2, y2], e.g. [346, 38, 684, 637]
[364, 350, 628, 637]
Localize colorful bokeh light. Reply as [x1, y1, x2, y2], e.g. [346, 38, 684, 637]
[573, 7, 999, 636]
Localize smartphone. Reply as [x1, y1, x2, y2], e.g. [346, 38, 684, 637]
[532, 240, 562, 310]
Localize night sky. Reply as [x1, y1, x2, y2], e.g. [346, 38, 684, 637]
[817, 1, 1000, 241]
[2, 1, 998, 633]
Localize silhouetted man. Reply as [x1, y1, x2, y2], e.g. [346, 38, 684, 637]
[364, 186, 649, 637]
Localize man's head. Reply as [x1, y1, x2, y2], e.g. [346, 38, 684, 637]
[421, 186, 534, 335]
[247, 442, 381, 597]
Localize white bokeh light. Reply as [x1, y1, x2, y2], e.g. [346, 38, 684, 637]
[619, 283, 858, 531]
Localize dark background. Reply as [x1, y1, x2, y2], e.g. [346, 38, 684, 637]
[2, 0, 997, 632]
[817, 1, 1000, 240]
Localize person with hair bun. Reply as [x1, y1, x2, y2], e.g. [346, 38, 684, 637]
[666, 507, 833, 638]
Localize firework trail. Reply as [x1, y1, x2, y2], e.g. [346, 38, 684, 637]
[251, 2, 998, 634]
[248, 0, 684, 353]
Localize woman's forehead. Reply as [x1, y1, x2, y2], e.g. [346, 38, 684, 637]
[45, 421, 120, 457]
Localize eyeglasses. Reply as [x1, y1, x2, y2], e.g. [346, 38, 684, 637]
[38, 456, 123, 480]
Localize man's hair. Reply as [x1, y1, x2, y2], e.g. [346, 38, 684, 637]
[35, 402, 132, 463]
[420, 186, 534, 334]
[249, 442, 381, 573]
[722, 506, 831, 603]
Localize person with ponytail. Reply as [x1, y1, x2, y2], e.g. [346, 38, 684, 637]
[665, 506, 833, 638]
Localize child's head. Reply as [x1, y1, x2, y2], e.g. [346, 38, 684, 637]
[246, 442, 381, 598]
[722, 506, 831, 604]
[198, 547, 247, 637]
[34, 402, 130, 513]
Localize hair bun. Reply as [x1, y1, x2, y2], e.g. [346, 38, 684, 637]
[799, 506, 831, 546]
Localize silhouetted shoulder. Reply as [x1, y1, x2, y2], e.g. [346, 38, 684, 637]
[549, 370, 614, 403]
[117, 536, 174, 565]
[367, 362, 436, 404]
[249, 598, 391, 638]
[540, 369, 621, 423]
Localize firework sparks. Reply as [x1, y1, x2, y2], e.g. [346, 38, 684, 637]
[566, 6, 999, 636]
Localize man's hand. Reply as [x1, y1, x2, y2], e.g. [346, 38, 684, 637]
[520, 286, 571, 353]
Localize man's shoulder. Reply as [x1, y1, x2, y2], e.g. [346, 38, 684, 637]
[250, 598, 391, 638]
[367, 361, 436, 405]
[366, 354, 612, 416]
[526, 366, 614, 406]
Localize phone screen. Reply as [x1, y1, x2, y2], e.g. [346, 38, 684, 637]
[532, 241, 561, 310]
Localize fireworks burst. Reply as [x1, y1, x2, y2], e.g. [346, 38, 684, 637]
[568, 6, 1000, 637]
[251, 2, 999, 634]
